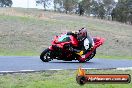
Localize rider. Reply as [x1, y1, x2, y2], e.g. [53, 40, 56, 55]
[67, 28, 94, 55]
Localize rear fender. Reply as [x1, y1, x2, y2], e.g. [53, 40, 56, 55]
[93, 37, 105, 48]
[79, 37, 105, 62]
[79, 48, 95, 62]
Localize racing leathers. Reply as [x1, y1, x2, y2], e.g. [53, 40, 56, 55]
[67, 31, 94, 56]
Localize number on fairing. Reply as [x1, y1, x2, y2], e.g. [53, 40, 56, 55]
[84, 38, 89, 50]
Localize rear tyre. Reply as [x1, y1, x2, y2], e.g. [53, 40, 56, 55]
[77, 56, 86, 63]
[40, 48, 51, 62]
[77, 50, 96, 63]
[86, 49, 96, 61]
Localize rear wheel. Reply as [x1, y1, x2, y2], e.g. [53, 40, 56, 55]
[40, 48, 51, 62]
[86, 49, 96, 61]
[77, 56, 87, 63]
[79, 60, 86, 63]
[77, 50, 96, 63]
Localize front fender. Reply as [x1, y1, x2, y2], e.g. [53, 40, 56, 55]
[49, 46, 53, 50]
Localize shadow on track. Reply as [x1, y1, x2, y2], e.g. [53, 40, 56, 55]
[49, 61, 94, 64]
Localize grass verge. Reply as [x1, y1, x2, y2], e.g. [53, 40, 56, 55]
[0, 70, 132, 88]
[95, 54, 132, 59]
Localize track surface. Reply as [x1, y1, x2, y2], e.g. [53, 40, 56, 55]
[0, 56, 132, 71]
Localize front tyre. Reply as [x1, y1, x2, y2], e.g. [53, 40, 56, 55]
[40, 48, 51, 62]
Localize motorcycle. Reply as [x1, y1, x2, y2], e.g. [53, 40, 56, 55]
[40, 33, 105, 63]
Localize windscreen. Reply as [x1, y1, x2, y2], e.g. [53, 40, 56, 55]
[58, 34, 71, 42]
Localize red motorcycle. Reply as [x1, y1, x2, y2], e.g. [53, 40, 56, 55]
[40, 33, 105, 63]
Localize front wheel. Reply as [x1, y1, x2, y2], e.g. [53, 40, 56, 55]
[40, 48, 51, 62]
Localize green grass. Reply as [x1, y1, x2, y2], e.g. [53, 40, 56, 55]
[0, 50, 38, 56]
[0, 8, 132, 59]
[95, 54, 132, 59]
[0, 70, 132, 88]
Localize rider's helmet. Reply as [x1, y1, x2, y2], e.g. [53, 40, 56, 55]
[77, 28, 87, 41]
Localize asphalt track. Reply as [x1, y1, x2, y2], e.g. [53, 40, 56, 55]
[0, 56, 132, 72]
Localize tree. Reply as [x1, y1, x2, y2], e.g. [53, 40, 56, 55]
[91, 0, 100, 17]
[0, 0, 12, 7]
[90, 0, 106, 19]
[103, 0, 116, 18]
[53, 0, 79, 13]
[126, 0, 132, 24]
[36, 0, 51, 10]
[111, 8, 116, 21]
[78, 2, 84, 16]
[54, 0, 62, 12]
[62, 0, 78, 14]
[98, 3, 106, 19]
[79, 0, 91, 15]
[111, 0, 131, 23]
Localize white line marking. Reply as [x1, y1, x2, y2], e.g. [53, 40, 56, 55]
[0, 71, 15, 73]
[116, 67, 132, 70]
[0, 67, 132, 73]
[48, 69, 63, 70]
[20, 70, 35, 72]
[82, 68, 96, 70]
